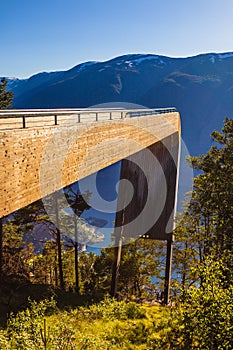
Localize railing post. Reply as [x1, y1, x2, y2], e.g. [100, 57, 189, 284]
[110, 112, 112, 120]
[78, 113, 81, 123]
[22, 116, 26, 128]
[54, 115, 58, 125]
[121, 112, 124, 119]
[96, 113, 98, 121]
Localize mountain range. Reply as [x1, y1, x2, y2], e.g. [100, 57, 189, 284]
[5, 52, 233, 155]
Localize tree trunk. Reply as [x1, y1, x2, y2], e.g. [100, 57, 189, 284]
[74, 242, 79, 293]
[54, 256, 58, 287]
[56, 228, 65, 289]
[110, 233, 123, 297]
[182, 241, 188, 289]
[74, 215, 79, 293]
[55, 192, 65, 290]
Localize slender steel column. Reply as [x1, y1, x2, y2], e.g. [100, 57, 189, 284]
[164, 239, 173, 305]
[110, 233, 123, 297]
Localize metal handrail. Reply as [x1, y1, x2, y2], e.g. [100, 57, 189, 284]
[125, 108, 177, 118]
[0, 107, 177, 130]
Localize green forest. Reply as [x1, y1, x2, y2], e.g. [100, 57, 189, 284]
[0, 80, 233, 349]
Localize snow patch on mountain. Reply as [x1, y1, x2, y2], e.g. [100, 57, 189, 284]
[209, 55, 216, 63]
[6, 77, 19, 81]
[98, 65, 111, 72]
[125, 61, 134, 67]
[132, 55, 164, 65]
[73, 61, 98, 74]
[218, 52, 233, 60]
[112, 55, 166, 68]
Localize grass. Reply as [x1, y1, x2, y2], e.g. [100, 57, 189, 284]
[44, 301, 171, 349]
[0, 278, 172, 349]
[0, 295, 172, 349]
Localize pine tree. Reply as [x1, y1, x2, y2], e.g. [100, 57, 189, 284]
[64, 185, 91, 293]
[175, 118, 233, 288]
[190, 118, 233, 260]
[0, 77, 13, 109]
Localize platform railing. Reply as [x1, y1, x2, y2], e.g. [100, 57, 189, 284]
[0, 107, 177, 130]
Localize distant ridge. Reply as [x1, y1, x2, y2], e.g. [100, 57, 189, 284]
[4, 51, 233, 155]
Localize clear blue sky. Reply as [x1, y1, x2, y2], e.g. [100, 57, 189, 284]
[1, 0, 233, 78]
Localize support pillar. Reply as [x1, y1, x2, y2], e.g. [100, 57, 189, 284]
[163, 239, 173, 305]
[110, 233, 123, 297]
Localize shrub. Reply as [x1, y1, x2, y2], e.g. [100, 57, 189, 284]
[6, 298, 56, 349]
[0, 329, 11, 350]
[82, 296, 146, 321]
[2, 298, 76, 349]
[155, 259, 233, 349]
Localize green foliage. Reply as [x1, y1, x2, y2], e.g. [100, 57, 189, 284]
[47, 313, 76, 350]
[79, 251, 101, 294]
[0, 329, 11, 350]
[0, 297, 163, 349]
[90, 239, 166, 299]
[0, 78, 13, 109]
[81, 295, 146, 321]
[156, 258, 233, 349]
[189, 118, 233, 262]
[161, 118, 233, 348]
[1, 116, 232, 348]
[173, 211, 203, 291]
[173, 118, 233, 293]
[1, 183, 166, 300]
[6, 298, 56, 349]
[118, 239, 166, 298]
[2, 298, 76, 349]
[1, 221, 34, 279]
